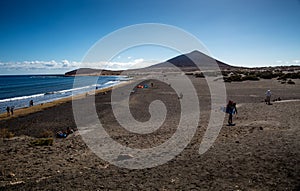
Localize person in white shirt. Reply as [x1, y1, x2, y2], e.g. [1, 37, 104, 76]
[265, 90, 272, 105]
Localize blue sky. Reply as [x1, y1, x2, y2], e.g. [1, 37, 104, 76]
[0, 0, 300, 74]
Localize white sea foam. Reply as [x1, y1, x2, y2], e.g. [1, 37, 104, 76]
[55, 84, 97, 94]
[0, 80, 121, 104]
[0, 77, 126, 113]
[0, 93, 45, 103]
[104, 80, 120, 85]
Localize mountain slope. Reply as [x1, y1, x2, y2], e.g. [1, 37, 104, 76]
[65, 68, 123, 76]
[65, 50, 235, 76]
[148, 50, 233, 70]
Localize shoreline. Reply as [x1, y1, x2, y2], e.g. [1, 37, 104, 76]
[0, 80, 132, 121]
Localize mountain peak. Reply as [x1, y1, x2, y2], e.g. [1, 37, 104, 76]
[149, 50, 233, 70]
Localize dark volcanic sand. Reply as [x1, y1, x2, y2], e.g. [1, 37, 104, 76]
[0, 78, 300, 190]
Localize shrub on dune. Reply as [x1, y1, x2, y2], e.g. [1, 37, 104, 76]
[287, 79, 295, 84]
[30, 138, 54, 146]
[39, 130, 53, 138]
[242, 75, 260, 81]
[0, 128, 14, 139]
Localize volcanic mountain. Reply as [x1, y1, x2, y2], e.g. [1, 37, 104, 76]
[65, 68, 123, 76]
[147, 50, 233, 71]
[65, 50, 233, 76]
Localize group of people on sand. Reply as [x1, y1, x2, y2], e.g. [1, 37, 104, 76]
[225, 89, 274, 126]
[5, 100, 34, 117]
[56, 127, 75, 138]
[6, 106, 14, 116]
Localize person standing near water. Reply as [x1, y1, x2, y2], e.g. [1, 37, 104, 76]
[6, 106, 10, 116]
[29, 100, 33, 107]
[10, 106, 14, 116]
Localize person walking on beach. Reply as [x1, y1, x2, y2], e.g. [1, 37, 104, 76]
[265, 90, 272, 105]
[6, 106, 10, 116]
[226, 100, 237, 126]
[10, 106, 14, 116]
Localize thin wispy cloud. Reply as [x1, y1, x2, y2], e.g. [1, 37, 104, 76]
[0, 60, 79, 70]
[292, 60, 300, 64]
[81, 59, 158, 70]
[0, 59, 159, 71]
[275, 59, 300, 66]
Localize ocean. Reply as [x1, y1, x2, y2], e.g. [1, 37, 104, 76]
[0, 75, 129, 113]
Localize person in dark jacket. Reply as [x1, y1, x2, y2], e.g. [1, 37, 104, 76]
[6, 106, 10, 116]
[226, 100, 237, 125]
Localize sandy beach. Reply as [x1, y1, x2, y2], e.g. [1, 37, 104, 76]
[0, 77, 299, 190]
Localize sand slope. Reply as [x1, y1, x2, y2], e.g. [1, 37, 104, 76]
[0, 78, 299, 190]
